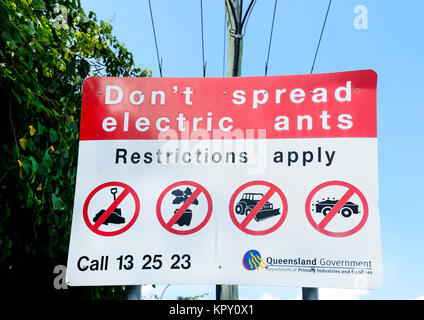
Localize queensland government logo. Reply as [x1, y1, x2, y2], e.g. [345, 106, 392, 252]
[243, 250, 266, 271]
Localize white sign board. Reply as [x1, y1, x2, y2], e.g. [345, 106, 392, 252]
[66, 70, 382, 289]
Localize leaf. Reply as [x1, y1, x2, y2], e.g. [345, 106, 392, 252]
[25, 138, 36, 152]
[184, 187, 192, 195]
[51, 194, 64, 210]
[28, 156, 38, 173]
[172, 197, 185, 205]
[26, 188, 34, 207]
[8, 40, 17, 50]
[2, 31, 12, 42]
[39, 151, 52, 175]
[27, 21, 36, 36]
[49, 128, 58, 143]
[22, 159, 32, 176]
[19, 138, 27, 150]
[29, 125, 36, 136]
[171, 189, 184, 196]
[32, 0, 46, 11]
[192, 198, 199, 205]
[37, 122, 47, 135]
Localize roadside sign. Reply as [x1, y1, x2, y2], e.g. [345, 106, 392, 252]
[66, 70, 382, 289]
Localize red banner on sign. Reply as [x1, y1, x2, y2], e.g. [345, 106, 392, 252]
[79, 70, 377, 141]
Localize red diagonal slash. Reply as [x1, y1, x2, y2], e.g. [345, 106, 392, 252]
[166, 188, 202, 227]
[240, 186, 277, 228]
[92, 188, 130, 229]
[318, 188, 356, 230]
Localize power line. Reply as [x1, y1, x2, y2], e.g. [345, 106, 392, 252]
[148, 0, 163, 77]
[264, 0, 277, 76]
[226, 0, 239, 33]
[226, 0, 256, 37]
[241, 0, 257, 37]
[223, 4, 227, 77]
[200, 0, 206, 77]
[310, 0, 332, 74]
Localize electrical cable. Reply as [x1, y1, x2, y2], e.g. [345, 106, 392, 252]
[226, 0, 239, 32]
[148, 0, 163, 77]
[310, 0, 332, 74]
[241, 0, 257, 36]
[226, 0, 256, 38]
[200, 0, 206, 77]
[265, 0, 277, 76]
[223, 4, 227, 77]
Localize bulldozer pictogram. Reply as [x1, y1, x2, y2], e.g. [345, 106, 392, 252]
[235, 193, 280, 222]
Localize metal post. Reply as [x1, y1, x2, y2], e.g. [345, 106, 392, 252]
[216, 284, 222, 300]
[125, 285, 142, 300]
[302, 287, 319, 300]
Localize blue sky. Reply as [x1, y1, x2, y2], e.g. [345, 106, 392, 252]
[80, 0, 424, 300]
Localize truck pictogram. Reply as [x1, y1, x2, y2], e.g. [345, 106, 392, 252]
[314, 199, 359, 218]
[235, 193, 280, 222]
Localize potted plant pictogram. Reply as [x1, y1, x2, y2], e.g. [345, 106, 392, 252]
[171, 187, 198, 226]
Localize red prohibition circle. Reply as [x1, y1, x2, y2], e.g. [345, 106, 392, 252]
[229, 181, 288, 236]
[305, 180, 369, 237]
[156, 181, 213, 235]
[83, 181, 140, 237]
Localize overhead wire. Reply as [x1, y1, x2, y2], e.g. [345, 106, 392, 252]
[225, 0, 256, 38]
[223, 3, 227, 77]
[200, 0, 206, 77]
[241, 0, 257, 37]
[310, 0, 332, 74]
[148, 0, 163, 77]
[226, 0, 239, 34]
[146, 0, 330, 78]
[264, 0, 277, 76]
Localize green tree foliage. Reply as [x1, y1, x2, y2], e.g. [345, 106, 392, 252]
[0, 0, 150, 299]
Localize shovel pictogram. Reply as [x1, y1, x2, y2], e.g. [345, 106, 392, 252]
[93, 187, 126, 225]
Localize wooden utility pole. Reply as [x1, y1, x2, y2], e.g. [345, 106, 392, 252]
[216, 0, 253, 301]
[219, 0, 320, 302]
[226, 0, 243, 77]
[302, 287, 319, 300]
[125, 285, 141, 300]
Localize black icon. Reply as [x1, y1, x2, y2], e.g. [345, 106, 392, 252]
[314, 198, 359, 218]
[235, 193, 280, 222]
[93, 188, 126, 225]
[172, 187, 198, 227]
